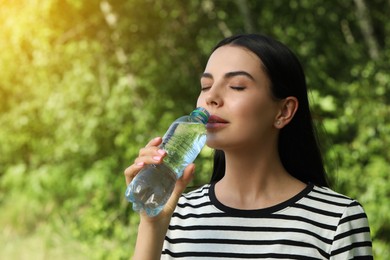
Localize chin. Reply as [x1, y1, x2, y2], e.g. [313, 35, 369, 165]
[206, 138, 226, 150]
[206, 139, 218, 149]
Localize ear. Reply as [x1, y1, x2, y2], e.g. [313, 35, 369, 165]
[274, 97, 298, 129]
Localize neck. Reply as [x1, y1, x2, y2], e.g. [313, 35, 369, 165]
[215, 143, 305, 209]
[223, 144, 285, 190]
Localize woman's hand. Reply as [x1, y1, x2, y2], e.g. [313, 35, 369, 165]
[124, 137, 196, 259]
[124, 136, 195, 219]
[124, 137, 167, 186]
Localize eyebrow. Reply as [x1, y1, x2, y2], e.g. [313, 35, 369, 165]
[201, 71, 255, 81]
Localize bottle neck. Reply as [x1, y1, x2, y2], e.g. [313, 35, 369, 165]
[190, 107, 209, 124]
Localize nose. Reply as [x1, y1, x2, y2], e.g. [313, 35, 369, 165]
[205, 86, 223, 107]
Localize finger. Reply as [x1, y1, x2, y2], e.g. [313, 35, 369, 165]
[138, 137, 166, 163]
[176, 163, 196, 191]
[124, 162, 145, 185]
[124, 137, 166, 186]
[164, 163, 195, 212]
[145, 136, 163, 148]
[136, 147, 167, 166]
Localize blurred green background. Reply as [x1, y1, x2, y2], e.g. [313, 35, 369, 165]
[0, 0, 389, 259]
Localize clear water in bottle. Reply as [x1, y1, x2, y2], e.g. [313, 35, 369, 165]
[125, 108, 209, 217]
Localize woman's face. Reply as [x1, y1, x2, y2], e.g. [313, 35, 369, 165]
[197, 45, 282, 151]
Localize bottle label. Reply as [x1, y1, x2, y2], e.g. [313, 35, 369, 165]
[161, 122, 207, 177]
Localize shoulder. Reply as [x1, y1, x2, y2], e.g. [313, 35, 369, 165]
[307, 185, 365, 211]
[173, 184, 213, 214]
[305, 185, 369, 224]
[181, 184, 211, 200]
[309, 186, 373, 258]
[310, 185, 357, 203]
[168, 184, 217, 228]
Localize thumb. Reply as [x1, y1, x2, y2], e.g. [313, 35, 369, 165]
[164, 163, 195, 212]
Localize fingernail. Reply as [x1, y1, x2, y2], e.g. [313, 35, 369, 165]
[153, 156, 161, 161]
[136, 162, 144, 166]
[157, 149, 165, 155]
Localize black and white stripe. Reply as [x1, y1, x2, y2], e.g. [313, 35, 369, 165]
[162, 184, 372, 259]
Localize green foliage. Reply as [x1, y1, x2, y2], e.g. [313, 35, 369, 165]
[0, 0, 389, 259]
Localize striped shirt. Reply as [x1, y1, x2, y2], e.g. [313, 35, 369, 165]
[162, 183, 372, 259]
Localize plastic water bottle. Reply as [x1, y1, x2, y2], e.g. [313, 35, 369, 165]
[125, 107, 210, 217]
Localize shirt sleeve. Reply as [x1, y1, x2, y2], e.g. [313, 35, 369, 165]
[330, 200, 373, 259]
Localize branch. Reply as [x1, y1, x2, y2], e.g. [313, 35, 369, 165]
[201, 0, 232, 37]
[354, 0, 380, 60]
[235, 0, 256, 33]
[100, 0, 127, 64]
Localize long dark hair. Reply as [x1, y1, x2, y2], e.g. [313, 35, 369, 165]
[209, 34, 329, 187]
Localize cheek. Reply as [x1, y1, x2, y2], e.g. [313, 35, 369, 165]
[239, 98, 277, 125]
[196, 95, 205, 108]
[230, 98, 258, 117]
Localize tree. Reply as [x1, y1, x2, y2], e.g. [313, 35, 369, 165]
[0, 0, 388, 258]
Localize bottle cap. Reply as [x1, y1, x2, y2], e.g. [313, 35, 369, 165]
[191, 107, 210, 124]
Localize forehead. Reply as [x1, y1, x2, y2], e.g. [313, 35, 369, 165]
[205, 45, 262, 73]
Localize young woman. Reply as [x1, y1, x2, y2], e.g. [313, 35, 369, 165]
[124, 34, 373, 259]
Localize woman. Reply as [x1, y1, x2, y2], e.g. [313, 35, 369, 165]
[124, 34, 373, 259]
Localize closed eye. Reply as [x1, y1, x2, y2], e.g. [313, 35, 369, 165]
[231, 86, 246, 91]
[201, 86, 211, 91]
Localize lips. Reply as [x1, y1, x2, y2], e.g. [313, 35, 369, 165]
[206, 115, 229, 129]
[208, 115, 228, 123]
